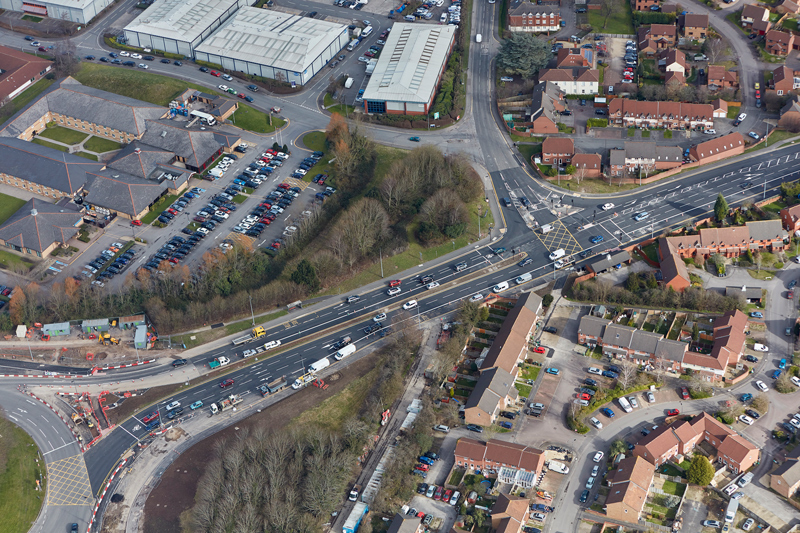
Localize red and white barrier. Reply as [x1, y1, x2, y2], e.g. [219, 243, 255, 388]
[21, 387, 86, 451]
[87, 458, 127, 533]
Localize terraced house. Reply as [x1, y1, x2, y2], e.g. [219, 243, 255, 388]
[507, 0, 561, 32]
[453, 438, 546, 488]
[608, 100, 714, 130]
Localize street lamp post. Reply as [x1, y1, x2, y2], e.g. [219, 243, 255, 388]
[249, 294, 255, 326]
[26, 337, 33, 362]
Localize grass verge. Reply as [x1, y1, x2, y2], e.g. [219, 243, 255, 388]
[76, 152, 98, 161]
[140, 194, 179, 225]
[0, 193, 27, 225]
[84, 136, 123, 153]
[0, 418, 45, 533]
[549, 178, 641, 194]
[230, 104, 286, 133]
[31, 138, 67, 152]
[744, 130, 800, 153]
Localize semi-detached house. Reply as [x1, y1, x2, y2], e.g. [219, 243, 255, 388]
[537, 68, 599, 95]
[771, 66, 800, 95]
[604, 456, 655, 523]
[541, 137, 574, 165]
[454, 438, 546, 488]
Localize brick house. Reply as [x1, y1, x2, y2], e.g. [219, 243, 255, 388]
[529, 81, 566, 135]
[577, 315, 608, 345]
[665, 71, 685, 87]
[712, 99, 728, 118]
[780, 204, 800, 233]
[741, 5, 770, 32]
[707, 66, 739, 90]
[571, 153, 602, 178]
[463, 367, 518, 426]
[772, 66, 800, 96]
[542, 137, 574, 165]
[386, 514, 423, 533]
[659, 250, 691, 292]
[490, 494, 530, 533]
[479, 292, 541, 376]
[453, 438, 546, 488]
[777, 0, 800, 14]
[604, 456, 656, 522]
[662, 220, 787, 261]
[537, 68, 599, 95]
[0, 198, 83, 259]
[779, 95, 800, 129]
[766, 30, 795, 55]
[660, 49, 687, 75]
[649, 24, 678, 47]
[632, 0, 659, 11]
[507, 1, 561, 33]
[633, 412, 759, 474]
[680, 13, 709, 40]
[771, 456, 800, 499]
[609, 149, 626, 177]
[555, 48, 591, 68]
[621, 141, 683, 170]
[689, 132, 745, 164]
[608, 100, 714, 130]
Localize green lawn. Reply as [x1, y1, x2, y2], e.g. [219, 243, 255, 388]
[303, 131, 327, 153]
[641, 242, 659, 263]
[140, 194, 179, 225]
[38, 125, 89, 145]
[520, 366, 541, 381]
[232, 194, 247, 204]
[75, 152, 98, 161]
[661, 480, 686, 496]
[517, 143, 542, 166]
[515, 383, 532, 398]
[744, 130, 800, 153]
[21, 14, 42, 22]
[550, 177, 641, 194]
[323, 93, 336, 107]
[84, 136, 123, 153]
[0, 419, 45, 533]
[32, 138, 68, 152]
[230, 104, 286, 133]
[0, 249, 34, 272]
[73, 62, 223, 106]
[0, 193, 27, 225]
[328, 104, 356, 116]
[588, 8, 634, 35]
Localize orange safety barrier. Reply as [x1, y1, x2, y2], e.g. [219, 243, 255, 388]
[86, 352, 94, 360]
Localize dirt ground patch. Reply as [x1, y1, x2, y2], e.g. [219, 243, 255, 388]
[142, 353, 378, 533]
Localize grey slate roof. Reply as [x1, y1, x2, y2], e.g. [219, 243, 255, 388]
[589, 251, 631, 274]
[139, 119, 224, 169]
[107, 141, 176, 179]
[745, 220, 787, 242]
[0, 137, 103, 194]
[655, 338, 688, 362]
[578, 315, 609, 339]
[629, 329, 662, 355]
[0, 198, 82, 252]
[610, 149, 626, 166]
[530, 81, 564, 123]
[83, 169, 170, 216]
[773, 458, 800, 486]
[604, 324, 636, 347]
[466, 367, 517, 414]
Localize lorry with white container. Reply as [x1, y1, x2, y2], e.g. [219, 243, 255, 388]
[618, 396, 633, 413]
[209, 394, 243, 414]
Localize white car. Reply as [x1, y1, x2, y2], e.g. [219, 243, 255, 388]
[601, 203, 615, 210]
[470, 293, 483, 302]
[387, 287, 401, 296]
[592, 451, 604, 463]
[138, 63, 148, 69]
[373, 313, 386, 322]
[427, 281, 440, 290]
[440, 12, 447, 22]
[756, 380, 768, 392]
[91, 280, 105, 287]
[197, 227, 210, 235]
[222, 73, 233, 81]
[232, 226, 247, 233]
[402, 300, 418, 310]
[214, 211, 229, 219]
[585, 477, 595, 490]
[704, 129, 717, 134]
[742, 518, 755, 532]
[739, 415, 754, 425]
[131, 53, 142, 59]
[791, 376, 800, 387]
[737, 113, 747, 122]
[589, 417, 603, 429]
[591, 465, 599, 477]
[220, 243, 232, 249]
[790, 418, 800, 429]
[753, 343, 768, 352]
[588, 367, 603, 375]
[500, 76, 514, 82]
[166, 401, 181, 410]
[628, 396, 639, 408]
[119, 51, 130, 56]
[295, 169, 307, 175]
[218, 84, 229, 91]
[358, 56, 369, 63]
[646, 391, 655, 403]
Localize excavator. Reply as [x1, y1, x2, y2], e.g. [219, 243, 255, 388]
[99, 333, 120, 346]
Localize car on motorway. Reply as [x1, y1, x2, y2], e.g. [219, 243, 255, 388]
[387, 287, 401, 296]
[373, 313, 387, 322]
[600, 407, 615, 418]
[220, 378, 234, 388]
[470, 293, 483, 302]
[633, 212, 649, 221]
[409, 136, 421, 142]
[190, 401, 203, 410]
[680, 387, 690, 399]
[172, 359, 188, 367]
[666, 409, 680, 416]
[601, 203, 614, 210]
[142, 411, 158, 423]
[545, 367, 560, 375]
[756, 380, 768, 392]
[427, 282, 440, 289]
[518, 258, 533, 267]
[750, 311, 763, 318]
[590, 235, 604, 243]
[734, 113, 746, 126]
[403, 300, 418, 310]
[389, 279, 401, 287]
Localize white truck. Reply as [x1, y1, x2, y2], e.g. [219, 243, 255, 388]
[334, 343, 356, 361]
[618, 396, 633, 413]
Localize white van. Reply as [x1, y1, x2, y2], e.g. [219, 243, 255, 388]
[344, 77, 354, 89]
[334, 343, 356, 361]
[476, 33, 482, 43]
[548, 249, 565, 261]
[618, 396, 633, 413]
[548, 461, 569, 474]
[346, 39, 359, 51]
[493, 281, 509, 293]
[362, 25, 373, 37]
[540, 224, 553, 234]
[515, 273, 532, 285]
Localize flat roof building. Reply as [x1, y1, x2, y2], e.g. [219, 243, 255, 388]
[363, 23, 457, 115]
[124, 0, 248, 57]
[0, 0, 114, 24]
[194, 8, 348, 86]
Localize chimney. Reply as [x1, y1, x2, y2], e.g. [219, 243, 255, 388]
[31, 209, 38, 217]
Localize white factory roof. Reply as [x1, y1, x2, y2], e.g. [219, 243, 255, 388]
[194, 8, 347, 72]
[125, 0, 242, 43]
[362, 23, 456, 104]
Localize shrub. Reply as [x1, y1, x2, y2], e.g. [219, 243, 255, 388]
[542, 294, 554, 307]
[687, 455, 714, 486]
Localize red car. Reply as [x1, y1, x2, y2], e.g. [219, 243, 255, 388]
[167, 208, 177, 215]
[433, 486, 443, 500]
[260, 218, 271, 225]
[416, 463, 429, 471]
[237, 93, 246, 98]
[131, 220, 142, 226]
[443, 489, 453, 501]
[755, 89, 761, 98]
[210, 70, 221, 76]
[169, 257, 179, 264]
[666, 409, 680, 416]
[389, 279, 402, 287]
[680, 387, 689, 400]
[278, 183, 290, 189]
[193, 216, 207, 222]
[142, 411, 158, 423]
[533, 346, 546, 354]
[577, 393, 591, 401]
[220, 378, 234, 388]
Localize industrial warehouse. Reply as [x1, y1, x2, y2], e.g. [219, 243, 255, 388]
[194, 8, 349, 86]
[0, 0, 113, 24]
[362, 23, 457, 115]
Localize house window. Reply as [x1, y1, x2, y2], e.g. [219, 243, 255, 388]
[778, 90, 784, 95]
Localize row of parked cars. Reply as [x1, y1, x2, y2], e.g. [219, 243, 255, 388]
[232, 183, 301, 245]
[83, 242, 136, 284]
[157, 187, 205, 226]
[290, 151, 324, 179]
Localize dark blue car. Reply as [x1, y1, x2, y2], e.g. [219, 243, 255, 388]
[600, 407, 615, 418]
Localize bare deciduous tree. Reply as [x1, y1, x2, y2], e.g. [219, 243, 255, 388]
[704, 38, 729, 64]
[617, 359, 638, 389]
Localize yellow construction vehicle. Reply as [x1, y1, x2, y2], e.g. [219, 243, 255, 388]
[71, 413, 84, 425]
[99, 333, 120, 345]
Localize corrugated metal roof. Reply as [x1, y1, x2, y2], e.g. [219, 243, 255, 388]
[363, 23, 456, 104]
[125, 0, 244, 43]
[194, 8, 346, 73]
